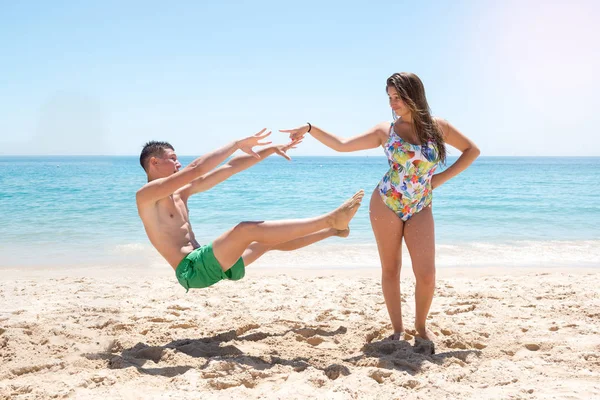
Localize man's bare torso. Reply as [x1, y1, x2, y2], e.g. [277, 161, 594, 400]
[137, 186, 200, 269]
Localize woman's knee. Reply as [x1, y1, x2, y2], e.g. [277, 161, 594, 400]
[381, 262, 402, 281]
[414, 266, 436, 286]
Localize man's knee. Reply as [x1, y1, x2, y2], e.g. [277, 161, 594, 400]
[234, 221, 259, 234]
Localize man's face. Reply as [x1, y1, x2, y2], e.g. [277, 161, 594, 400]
[153, 148, 181, 177]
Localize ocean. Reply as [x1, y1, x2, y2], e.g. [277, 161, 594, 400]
[1, 156, 598, 269]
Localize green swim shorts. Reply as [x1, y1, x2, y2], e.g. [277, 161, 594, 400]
[175, 243, 245, 292]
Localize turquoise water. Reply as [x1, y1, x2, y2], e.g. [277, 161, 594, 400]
[1, 156, 599, 268]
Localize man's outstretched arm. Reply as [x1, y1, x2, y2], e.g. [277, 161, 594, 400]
[181, 140, 299, 197]
[136, 129, 272, 205]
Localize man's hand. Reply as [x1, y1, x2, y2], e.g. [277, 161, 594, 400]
[273, 138, 302, 161]
[279, 124, 310, 141]
[236, 129, 273, 159]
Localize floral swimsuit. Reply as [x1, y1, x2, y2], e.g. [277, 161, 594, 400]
[377, 122, 440, 221]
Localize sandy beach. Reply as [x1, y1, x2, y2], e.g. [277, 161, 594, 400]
[1, 264, 599, 400]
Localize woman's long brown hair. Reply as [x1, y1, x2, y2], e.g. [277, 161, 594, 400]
[387, 72, 446, 163]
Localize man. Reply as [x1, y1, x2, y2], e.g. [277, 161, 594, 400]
[136, 129, 364, 291]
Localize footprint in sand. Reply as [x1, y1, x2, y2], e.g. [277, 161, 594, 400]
[582, 353, 600, 361]
[81, 375, 117, 388]
[401, 379, 421, 389]
[148, 317, 172, 323]
[125, 343, 164, 363]
[235, 323, 260, 336]
[112, 323, 133, 332]
[6, 384, 33, 396]
[10, 361, 66, 377]
[294, 333, 326, 346]
[168, 323, 198, 329]
[323, 364, 350, 380]
[294, 326, 347, 339]
[524, 343, 541, 351]
[369, 369, 392, 384]
[443, 338, 468, 350]
[208, 379, 250, 390]
[202, 362, 278, 390]
[365, 328, 388, 343]
[442, 335, 485, 351]
[306, 337, 325, 346]
[167, 305, 191, 311]
[179, 341, 243, 358]
[316, 310, 337, 322]
[239, 332, 270, 342]
[89, 318, 116, 330]
[453, 300, 476, 306]
[445, 304, 476, 315]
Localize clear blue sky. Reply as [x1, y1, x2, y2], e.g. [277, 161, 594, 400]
[1, 0, 598, 156]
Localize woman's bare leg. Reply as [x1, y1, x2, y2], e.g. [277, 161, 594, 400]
[404, 205, 436, 340]
[369, 189, 405, 338]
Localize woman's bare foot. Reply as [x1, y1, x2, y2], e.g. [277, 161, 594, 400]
[416, 326, 437, 341]
[386, 332, 407, 341]
[335, 228, 350, 238]
[329, 190, 364, 230]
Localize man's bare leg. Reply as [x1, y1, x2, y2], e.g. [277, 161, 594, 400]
[212, 190, 364, 270]
[241, 228, 350, 266]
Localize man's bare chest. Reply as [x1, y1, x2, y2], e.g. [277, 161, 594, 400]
[157, 195, 189, 221]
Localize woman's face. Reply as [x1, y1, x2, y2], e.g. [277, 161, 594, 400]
[387, 86, 409, 118]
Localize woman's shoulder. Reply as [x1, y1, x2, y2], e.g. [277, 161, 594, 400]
[372, 121, 393, 137]
[432, 116, 449, 136]
[432, 116, 448, 125]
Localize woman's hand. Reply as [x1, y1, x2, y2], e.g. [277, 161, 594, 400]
[279, 124, 310, 141]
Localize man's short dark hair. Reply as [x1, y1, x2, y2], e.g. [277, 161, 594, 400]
[140, 141, 174, 172]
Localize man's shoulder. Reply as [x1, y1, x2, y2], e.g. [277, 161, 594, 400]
[136, 178, 164, 205]
[136, 183, 158, 211]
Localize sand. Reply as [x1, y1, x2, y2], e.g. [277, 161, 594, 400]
[1, 265, 599, 399]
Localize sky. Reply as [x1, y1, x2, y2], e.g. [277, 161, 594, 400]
[1, 0, 599, 156]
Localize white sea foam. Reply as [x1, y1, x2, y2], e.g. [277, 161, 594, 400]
[2, 240, 598, 269]
[249, 240, 600, 269]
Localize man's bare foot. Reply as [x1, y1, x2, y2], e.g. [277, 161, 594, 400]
[329, 190, 364, 230]
[335, 228, 350, 238]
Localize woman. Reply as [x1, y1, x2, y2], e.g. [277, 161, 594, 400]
[281, 72, 480, 341]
